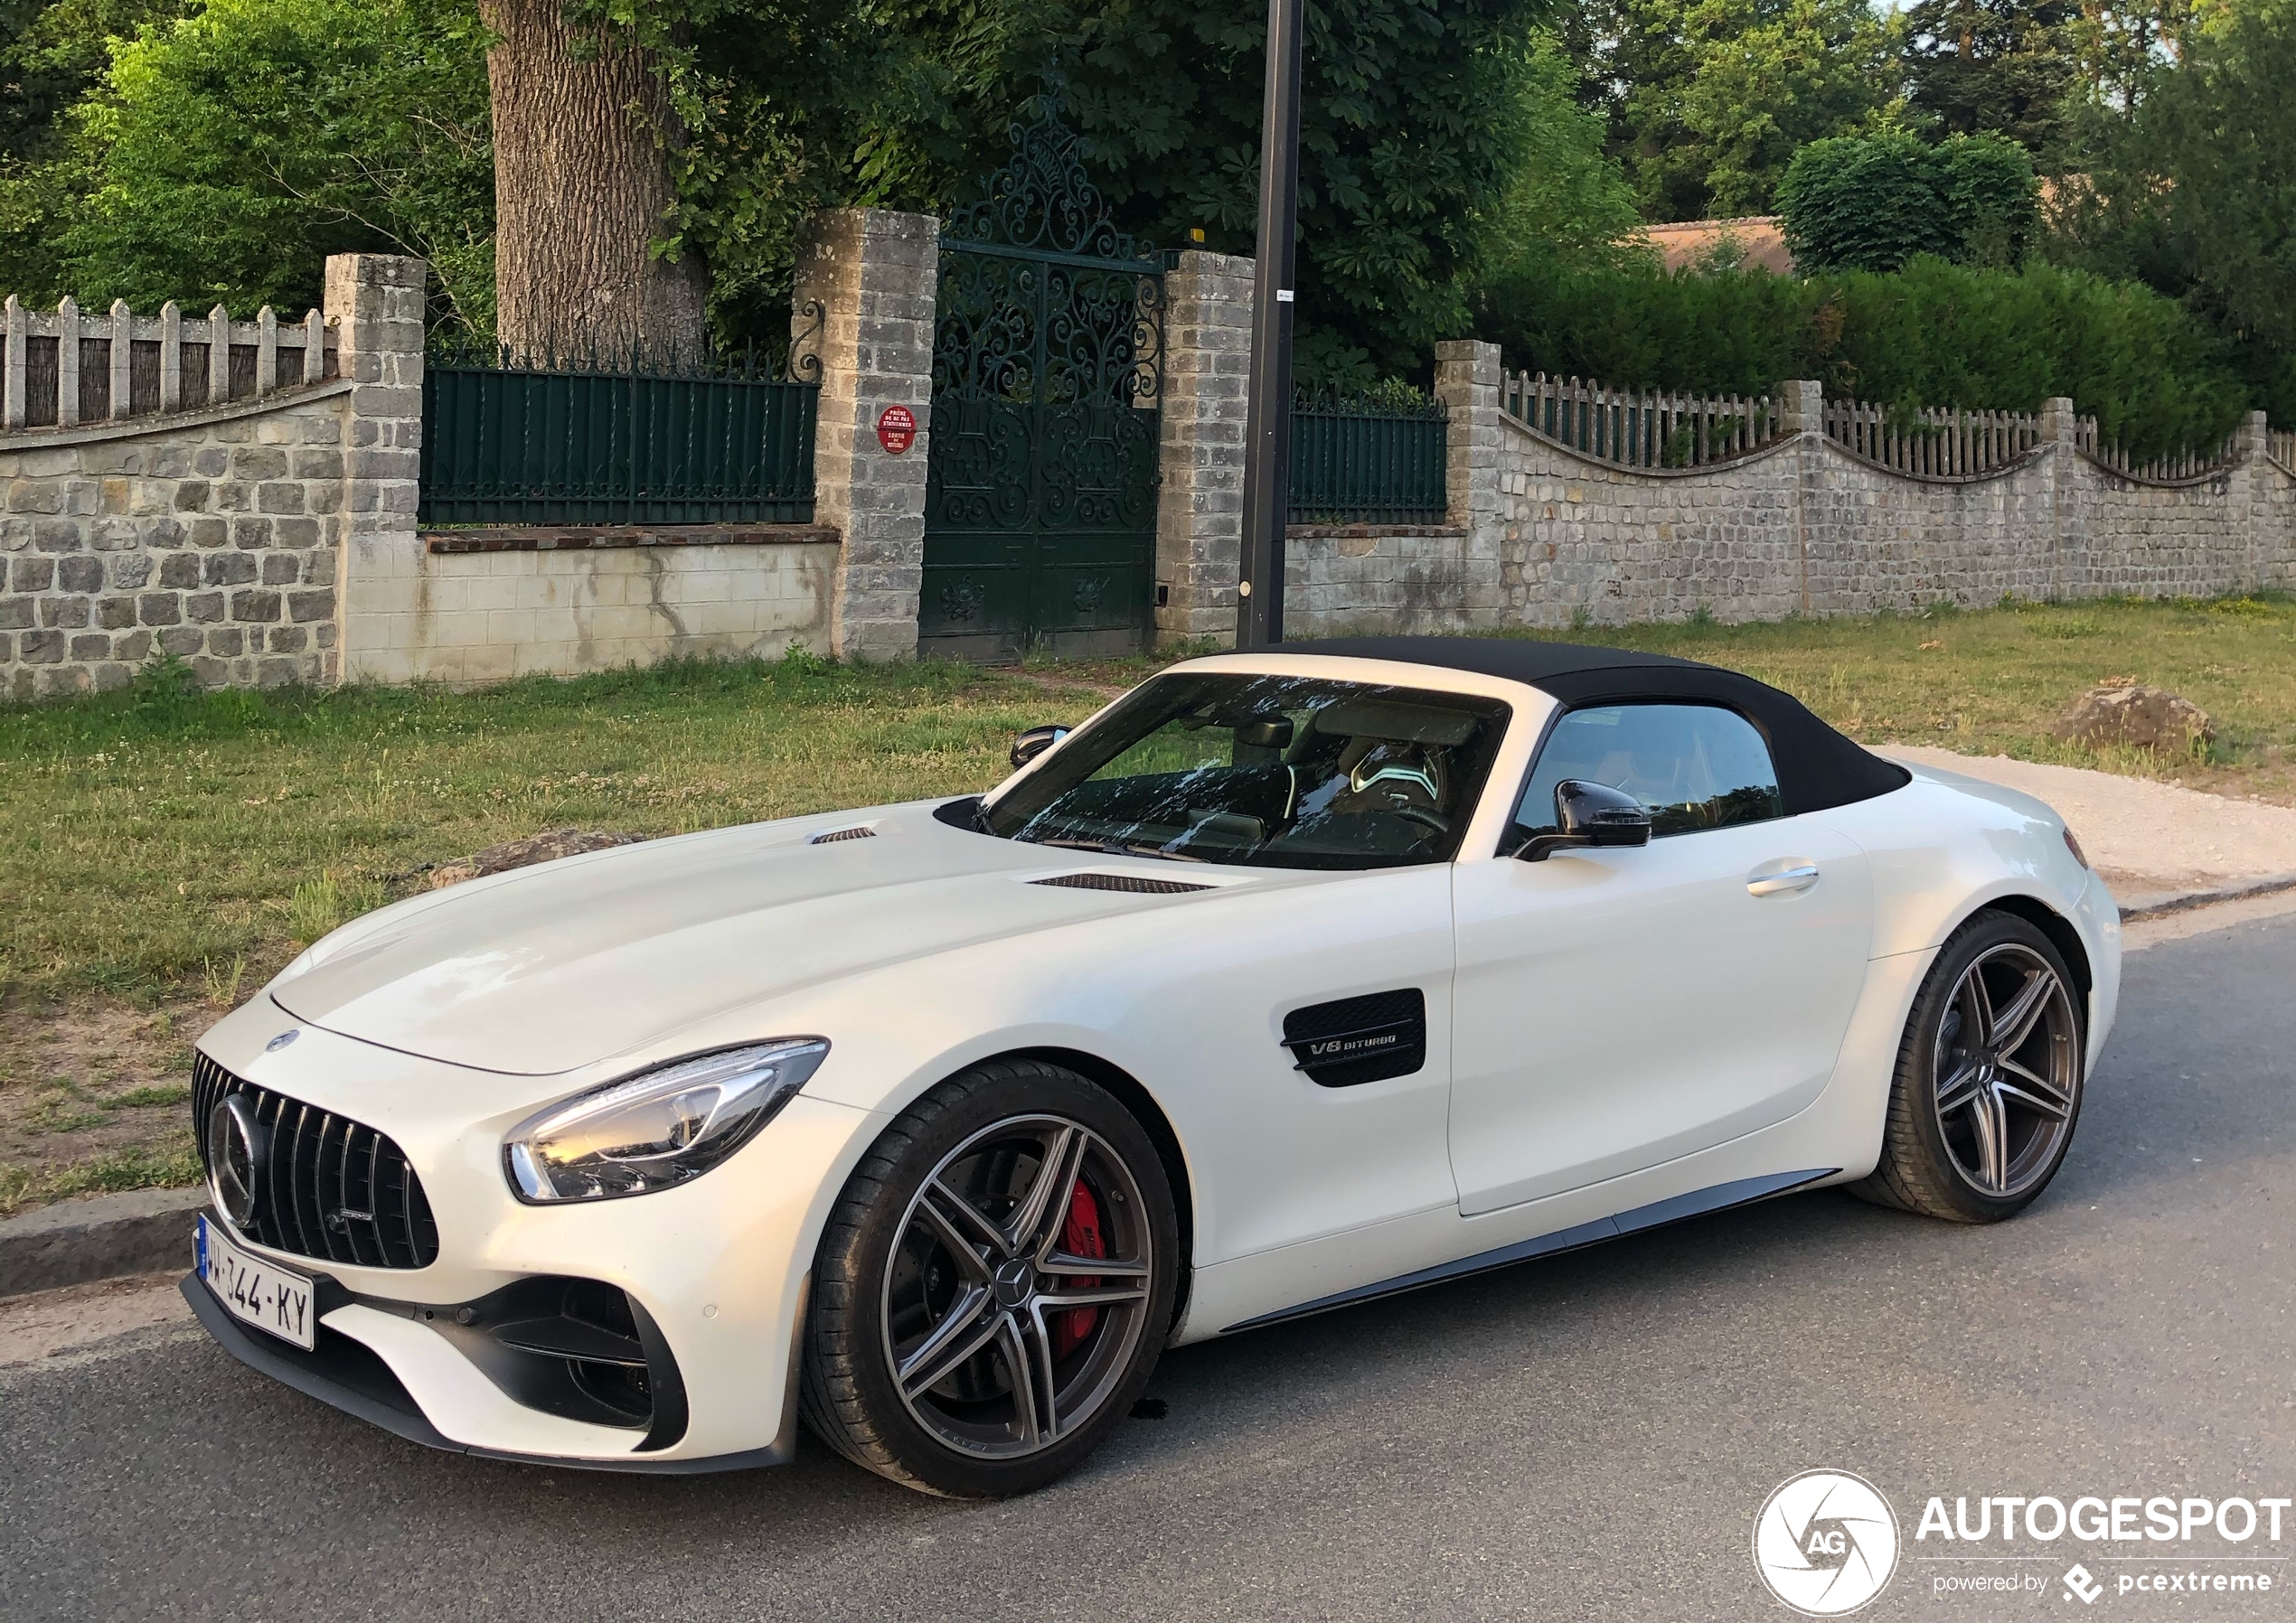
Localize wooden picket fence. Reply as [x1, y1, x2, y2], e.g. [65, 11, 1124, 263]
[1822, 398, 2044, 478]
[2267, 426, 2294, 474]
[2074, 417, 2240, 484]
[1500, 370, 1782, 469]
[1, 296, 333, 432]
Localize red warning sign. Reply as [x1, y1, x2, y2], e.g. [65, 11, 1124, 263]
[876, 404, 917, 455]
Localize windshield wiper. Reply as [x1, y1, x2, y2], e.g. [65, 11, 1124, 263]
[1027, 835, 1201, 863]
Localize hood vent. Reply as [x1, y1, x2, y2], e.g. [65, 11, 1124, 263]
[1031, 872, 1214, 896]
[809, 826, 876, 844]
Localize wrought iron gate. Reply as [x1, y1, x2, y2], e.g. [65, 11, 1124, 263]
[919, 114, 1163, 660]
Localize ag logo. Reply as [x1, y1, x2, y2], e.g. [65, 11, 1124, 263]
[1753, 1470, 1901, 1615]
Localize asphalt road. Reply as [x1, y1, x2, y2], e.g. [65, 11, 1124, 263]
[5, 910, 2293, 1623]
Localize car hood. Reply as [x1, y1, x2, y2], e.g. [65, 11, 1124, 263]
[268, 801, 1260, 1075]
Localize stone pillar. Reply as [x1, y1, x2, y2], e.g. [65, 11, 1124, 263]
[1153, 250, 1255, 645]
[1434, 340, 1504, 532]
[2039, 396, 2079, 599]
[1771, 382, 1825, 614]
[1429, 340, 1510, 625]
[793, 208, 938, 661]
[2238, 409, 2272, 590]
[329, 254, 427, 685]
[1775, 379, 1824, 436]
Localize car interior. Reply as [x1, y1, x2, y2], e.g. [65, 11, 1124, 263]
[986, 676, 1510, 868]
[1512, 701, 1785, 839]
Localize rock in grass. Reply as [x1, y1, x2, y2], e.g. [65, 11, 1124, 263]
[429, 829, 646, 889]
[2052, 683, 2215, 752]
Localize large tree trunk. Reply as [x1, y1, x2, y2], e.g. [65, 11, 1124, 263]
[480, 0, 710, 363]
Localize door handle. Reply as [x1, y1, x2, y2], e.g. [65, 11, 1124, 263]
[1747, 863, 1821, 896]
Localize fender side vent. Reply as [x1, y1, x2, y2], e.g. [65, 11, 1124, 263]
[1030, 872, 1215, 896]
[809, 826, 876, 844]
[1282, 989, 1427, 1087]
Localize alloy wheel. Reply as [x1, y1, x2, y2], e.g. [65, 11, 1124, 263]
[882, 1113, 1154, 1459]
[1931, 942, 2081, 1198]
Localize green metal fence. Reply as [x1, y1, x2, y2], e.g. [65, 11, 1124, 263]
[419, 344, 819, 526]
[1289, 388, 1448, 523]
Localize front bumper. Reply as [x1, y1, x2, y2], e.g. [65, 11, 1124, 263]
[181, 1270, 797, 1473]
[188, 999, 877, 1468]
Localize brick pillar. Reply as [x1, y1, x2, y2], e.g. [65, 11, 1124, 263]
[329, 254, 427, 685]
[793, 208, 938, 661]
[1153, 250, 1254, 644]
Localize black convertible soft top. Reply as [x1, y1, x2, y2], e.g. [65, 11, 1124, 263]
[1276, 635, 1911, 816]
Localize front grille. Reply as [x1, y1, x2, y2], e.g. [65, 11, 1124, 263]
[193, 1053, 440, 1270]
[1031, 872, 1214, 895]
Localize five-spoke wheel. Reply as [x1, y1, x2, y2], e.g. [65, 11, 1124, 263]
[885, 1115, 1155, 1458]
[1858, 910, 2087, 1221]
[803, 1060, 1178, 1496]
[1930, 941, 2080, 1198]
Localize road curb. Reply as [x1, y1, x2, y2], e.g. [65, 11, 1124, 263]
[2118, 872, 2296, 922]
[0, 1186, 205, 1297]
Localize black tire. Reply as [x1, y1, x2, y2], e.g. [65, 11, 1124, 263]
[1854, 909, 2086, 1223]
[800, 1057, 1180, 1497]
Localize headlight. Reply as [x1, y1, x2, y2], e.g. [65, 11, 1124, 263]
[503, 1039, 829, 1204]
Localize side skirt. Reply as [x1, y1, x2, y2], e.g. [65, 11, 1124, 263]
[1219, 1168, 1837, 1334]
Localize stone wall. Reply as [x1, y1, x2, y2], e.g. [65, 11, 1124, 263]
[1284, 343, 2296, 638]
[0, 382, 355, 701]
[1, 251, 845, 700]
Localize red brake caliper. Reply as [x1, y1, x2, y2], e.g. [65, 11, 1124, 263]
[1049, 1179, 1105, 1361]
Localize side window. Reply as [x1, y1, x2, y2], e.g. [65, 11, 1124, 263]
[1514, 703, 1783, 838]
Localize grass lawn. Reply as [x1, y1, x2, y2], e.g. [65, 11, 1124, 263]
[3, 590, 2291, 1214]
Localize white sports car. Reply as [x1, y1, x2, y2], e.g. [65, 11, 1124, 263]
[183, 638, 2119, 1496]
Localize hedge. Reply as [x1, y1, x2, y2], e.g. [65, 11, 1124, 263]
[1472, 255, 2254, 461]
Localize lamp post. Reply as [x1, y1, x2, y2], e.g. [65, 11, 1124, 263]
[1236, 0, 1304, 650]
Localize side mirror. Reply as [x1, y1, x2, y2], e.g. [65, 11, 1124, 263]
[1011, 725, 1069, 770]
[1515, 779, 1653, 862]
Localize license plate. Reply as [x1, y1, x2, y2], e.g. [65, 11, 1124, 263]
[196, 1214, 316, 1351]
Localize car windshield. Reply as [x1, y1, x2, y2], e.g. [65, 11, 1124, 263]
[983, 672, 1511, 869]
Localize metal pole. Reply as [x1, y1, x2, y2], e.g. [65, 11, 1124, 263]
[1237, 0, 1303, 649]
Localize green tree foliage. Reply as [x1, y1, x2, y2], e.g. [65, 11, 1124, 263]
[2054, 0, 2296, 420]
[2065, 0, 2192, 109]
[1903, 0, 2079, 152]
[1062, 0, 1546, 375]
[1473, 255, 2248, 457]
[1481, 32, 1652, 279]
[1559, 0, 1903, 220]
[546, 0, 1555, 371]
[1779, 130, 2039, 271]
[0, 0, 183, 161]
[874, 0, 1550, 379]
[1, 0, 493, 325]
